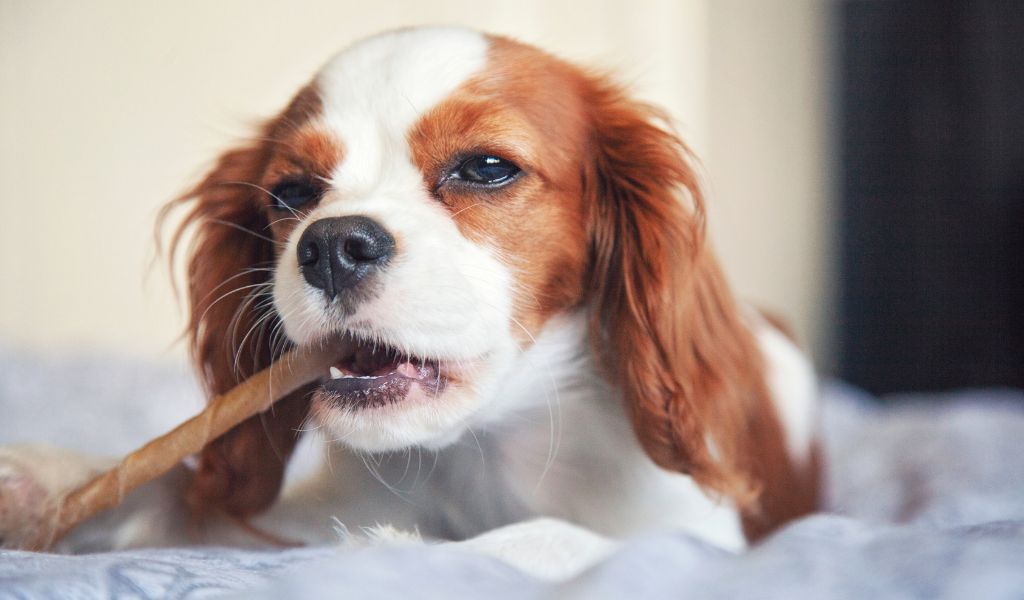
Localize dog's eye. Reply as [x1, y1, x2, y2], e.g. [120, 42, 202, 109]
[453, 156, 521, 186]
[270, 179, 319, 210]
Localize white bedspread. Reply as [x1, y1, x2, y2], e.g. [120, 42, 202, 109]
[1, 347, 1022, 599]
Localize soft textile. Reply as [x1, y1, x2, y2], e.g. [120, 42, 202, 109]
[1, 347, 1022, 599]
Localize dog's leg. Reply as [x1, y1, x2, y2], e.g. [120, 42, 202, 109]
[254, 450, 615, 580]
[244, 446, 425, 547]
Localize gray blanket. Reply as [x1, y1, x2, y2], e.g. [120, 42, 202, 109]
[1, 347, 1022, 599]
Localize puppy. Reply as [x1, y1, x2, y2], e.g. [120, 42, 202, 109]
[0, 26, 818, 580]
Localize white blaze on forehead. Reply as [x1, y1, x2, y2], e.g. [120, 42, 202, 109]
[315, 27, 489, 194]
[275, 27, 513, 363]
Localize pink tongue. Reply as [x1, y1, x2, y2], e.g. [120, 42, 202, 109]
[396, 362, 420, 378]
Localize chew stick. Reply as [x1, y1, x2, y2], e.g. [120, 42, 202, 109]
[24, 344, 338, 551]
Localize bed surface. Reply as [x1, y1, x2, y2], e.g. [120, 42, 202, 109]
[1, 347, 1022, 599]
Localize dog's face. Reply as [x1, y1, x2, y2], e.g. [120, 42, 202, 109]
[250, 29, 590, 450]
[175, 26, 780, 517]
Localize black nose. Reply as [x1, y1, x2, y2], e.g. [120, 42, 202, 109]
[297, 216, 395, 298]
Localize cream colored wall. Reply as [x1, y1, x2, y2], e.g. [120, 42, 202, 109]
[0, 0, 829, 364]
[707, 0, 833, 363]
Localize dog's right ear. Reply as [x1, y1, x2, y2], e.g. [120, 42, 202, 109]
[160, 130, 311, 519]
[582, 79, 770, 508]
[581, 77, 819, 538]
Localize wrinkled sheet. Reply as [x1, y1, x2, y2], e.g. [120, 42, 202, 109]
[1, 347, 1022, 599]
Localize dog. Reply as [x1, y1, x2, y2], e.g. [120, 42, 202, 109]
[0, 26, 818, 580]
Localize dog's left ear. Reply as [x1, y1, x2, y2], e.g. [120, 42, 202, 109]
[583, 81, 790, 513]
[161, 124, 312, 519]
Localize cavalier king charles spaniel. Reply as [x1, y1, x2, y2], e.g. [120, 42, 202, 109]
[0, 26, 818, 579]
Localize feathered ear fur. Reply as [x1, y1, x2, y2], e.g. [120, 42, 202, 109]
[162, 129, 312, 519]
[583, 80, 812, 534]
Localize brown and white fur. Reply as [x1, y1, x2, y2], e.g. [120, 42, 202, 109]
[0, 27, 818, 580]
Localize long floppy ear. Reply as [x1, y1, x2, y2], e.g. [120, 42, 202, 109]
[162, 136, 312, 518]
[584, 81, 801, 525]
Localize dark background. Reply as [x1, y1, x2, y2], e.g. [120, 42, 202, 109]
[837, 0, 1024, 395]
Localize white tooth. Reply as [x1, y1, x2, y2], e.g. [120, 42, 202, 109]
[330, 366, 343, 379]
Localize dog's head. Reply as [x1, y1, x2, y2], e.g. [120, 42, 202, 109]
[170, 27, 775, 517]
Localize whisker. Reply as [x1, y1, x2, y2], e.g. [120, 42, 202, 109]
[195, 266, 275, 309]
[219, 180, 305, 221]
[225, 285, 274, 371]
[205, 218, 282, 246]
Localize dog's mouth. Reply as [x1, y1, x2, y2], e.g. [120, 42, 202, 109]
[320, 339, 446, 410]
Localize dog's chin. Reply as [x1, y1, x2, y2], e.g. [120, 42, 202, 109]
[305, 332, 486, 452]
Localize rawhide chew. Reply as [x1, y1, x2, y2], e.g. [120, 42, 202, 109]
[21, 344, 336, 551]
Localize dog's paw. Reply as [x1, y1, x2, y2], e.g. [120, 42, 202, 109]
[450, 518, 616, 581]
[0, 451, 51, 549]
[0, 445, 110, 549]
[332, 520, 424, 549]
